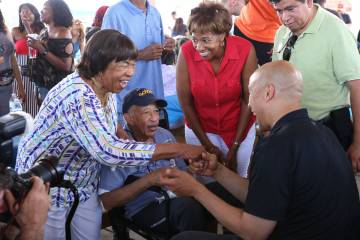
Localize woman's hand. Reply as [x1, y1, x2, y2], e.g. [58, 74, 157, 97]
[27, 35, 45, 53]
[116, 124, 130, 140]
[18, 86, 27, 103]
[22, 18, 32, 33]
[205, 144, 224, 164]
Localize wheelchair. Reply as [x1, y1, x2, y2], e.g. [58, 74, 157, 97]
[108, 175, 172, 240]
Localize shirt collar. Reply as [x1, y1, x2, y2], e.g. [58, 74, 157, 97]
[194, 36, 241, 62]
[301, 4, 325, 35]
[277, 5, 324, 55]
[124, 0, 150, 15]
[270, 109, 309, 135]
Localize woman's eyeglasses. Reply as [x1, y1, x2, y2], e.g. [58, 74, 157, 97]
[282, 35, 298, 61]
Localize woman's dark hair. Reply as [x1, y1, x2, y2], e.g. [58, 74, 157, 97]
[188, 3, 232, 35]
[0, 9, 7, 33]
[18, 3, 44, 33]
[77, 29, 138, 79]
[173, 18, 184, 33]
[92, 6, 108, 27]
[47, 0, 73, 28]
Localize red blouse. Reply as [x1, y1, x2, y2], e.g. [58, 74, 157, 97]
[15, 37, 29, 55]
[181, 35, 256, 148]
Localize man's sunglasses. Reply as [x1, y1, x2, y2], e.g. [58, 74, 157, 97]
[283, 35, 298, 61]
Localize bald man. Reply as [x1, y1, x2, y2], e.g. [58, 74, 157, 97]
[164, 61, 360, 240]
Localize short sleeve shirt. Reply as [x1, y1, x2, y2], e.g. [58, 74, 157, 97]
[272, 6, 360, 120]
[102, 0, 165, 121]
[244, 109, 360, 239]
[99, 127, 187, 218]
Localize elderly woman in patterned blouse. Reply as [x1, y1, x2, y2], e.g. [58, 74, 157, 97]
[16, 29, 204, 240]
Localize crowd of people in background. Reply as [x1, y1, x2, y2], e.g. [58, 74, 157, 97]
[0, 0, 360, 240]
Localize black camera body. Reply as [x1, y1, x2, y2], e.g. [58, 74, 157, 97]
[0, 155, 64, 226]
[0, 156, 64, 201]
[0, 114, 26, 168]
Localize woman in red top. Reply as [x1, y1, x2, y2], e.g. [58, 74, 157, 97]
[177, 2, 258, 176]
[11, 3, 44, 117]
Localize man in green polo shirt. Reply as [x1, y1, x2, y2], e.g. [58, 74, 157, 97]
[271, 0, 360, 173]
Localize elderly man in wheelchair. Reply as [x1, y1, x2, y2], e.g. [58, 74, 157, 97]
[99, 88, 210, 239]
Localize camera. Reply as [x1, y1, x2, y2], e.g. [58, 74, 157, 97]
[0, 113, 26, 167]
[0, 156, 64, 201]
[0, 155, 64, 226]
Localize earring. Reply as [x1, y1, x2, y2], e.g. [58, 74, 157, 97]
[91, 76, 103, 89]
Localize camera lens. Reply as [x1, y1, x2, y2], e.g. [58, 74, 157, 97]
[19, 156, 64, 187]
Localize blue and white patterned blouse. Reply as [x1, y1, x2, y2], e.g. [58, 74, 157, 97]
[16, 72, 156, 207]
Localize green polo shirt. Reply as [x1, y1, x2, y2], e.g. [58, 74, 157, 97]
[272, 6, 360, 120]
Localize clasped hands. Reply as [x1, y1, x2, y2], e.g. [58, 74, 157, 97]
[159, 152, 220, 198]
[138, 36, 175, 61]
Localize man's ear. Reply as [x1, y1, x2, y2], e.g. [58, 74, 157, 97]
[306, 0, 314, 8]
[265, 84, 275, 102]
[124, 113, 131, 125]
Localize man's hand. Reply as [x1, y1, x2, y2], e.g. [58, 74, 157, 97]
[4, 177, 50, 239]
[163, 36, 175, 51]
[347, 142, 360, 172]
[161, 168, 202, 197]
[138, 44, 163, 61]
[148, 168, 169, 187]
[188, 152, 220, 177]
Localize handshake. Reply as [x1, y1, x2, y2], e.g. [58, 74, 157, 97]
[159, 150, 222, 198]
